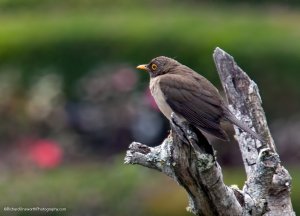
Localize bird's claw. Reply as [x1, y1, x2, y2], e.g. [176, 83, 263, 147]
[170, 113, 190, 144]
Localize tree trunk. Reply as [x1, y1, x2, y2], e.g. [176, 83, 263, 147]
[124, 48, 295, 216]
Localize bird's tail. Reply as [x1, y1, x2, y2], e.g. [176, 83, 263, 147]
[225, 111, 263, 142]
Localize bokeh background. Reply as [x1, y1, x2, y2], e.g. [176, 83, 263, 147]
[0, 0, 299, 215]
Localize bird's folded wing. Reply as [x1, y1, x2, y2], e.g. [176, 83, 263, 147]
[159, 74, 228, 140]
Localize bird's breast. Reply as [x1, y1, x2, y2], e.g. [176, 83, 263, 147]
[150, 77, 173, 120]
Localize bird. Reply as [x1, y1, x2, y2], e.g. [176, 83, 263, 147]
[136, 56, 262, 142]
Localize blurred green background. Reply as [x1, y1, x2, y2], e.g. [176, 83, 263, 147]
[0, 0, 299, 215]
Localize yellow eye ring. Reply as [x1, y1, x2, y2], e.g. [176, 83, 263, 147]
[151, 64, 157, 71]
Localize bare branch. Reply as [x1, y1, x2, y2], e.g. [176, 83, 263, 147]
[125, 113, 242, 216]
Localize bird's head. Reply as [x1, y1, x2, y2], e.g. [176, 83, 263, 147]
[136, 56, 180, 77]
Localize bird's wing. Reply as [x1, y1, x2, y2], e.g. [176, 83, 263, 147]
[159, 74, 228, 140]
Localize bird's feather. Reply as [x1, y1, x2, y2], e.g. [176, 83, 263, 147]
[144, 56, 262, 142]
[158, 71, 229, 141]
[224, 109, 263, 142]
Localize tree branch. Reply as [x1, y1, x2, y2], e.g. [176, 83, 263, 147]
[125, 113, 242, 216]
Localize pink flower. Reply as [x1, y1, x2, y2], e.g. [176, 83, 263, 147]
[29, 139, 63, 169]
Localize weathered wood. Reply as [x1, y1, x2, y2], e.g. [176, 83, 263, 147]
[125, 113, 242, 216]
[213, 47, 294, 216]
[124, 48, 295, 216]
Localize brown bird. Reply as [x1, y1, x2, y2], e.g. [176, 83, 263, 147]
[137, 56, 262, 142]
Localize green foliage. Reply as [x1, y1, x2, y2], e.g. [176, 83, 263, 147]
[0, 0, 300, 12]
[0, 161, 143, 215]
[0, 159, 188, 216]
[0, 5, 300, 117]
[0, 161, 299, 215]
[290, 169, 300, 214]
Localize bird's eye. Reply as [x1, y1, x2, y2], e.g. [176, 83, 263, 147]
[151, 63, 157, 71]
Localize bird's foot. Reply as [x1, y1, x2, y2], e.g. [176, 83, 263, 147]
[170, 113, 191, 144]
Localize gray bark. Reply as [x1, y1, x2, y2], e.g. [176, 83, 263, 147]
[124, 48, 295, 216]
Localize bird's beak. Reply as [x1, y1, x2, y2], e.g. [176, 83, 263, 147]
[136, 64, 148, 71]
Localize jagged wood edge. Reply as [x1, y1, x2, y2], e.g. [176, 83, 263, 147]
[213, 47, 294, 216]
